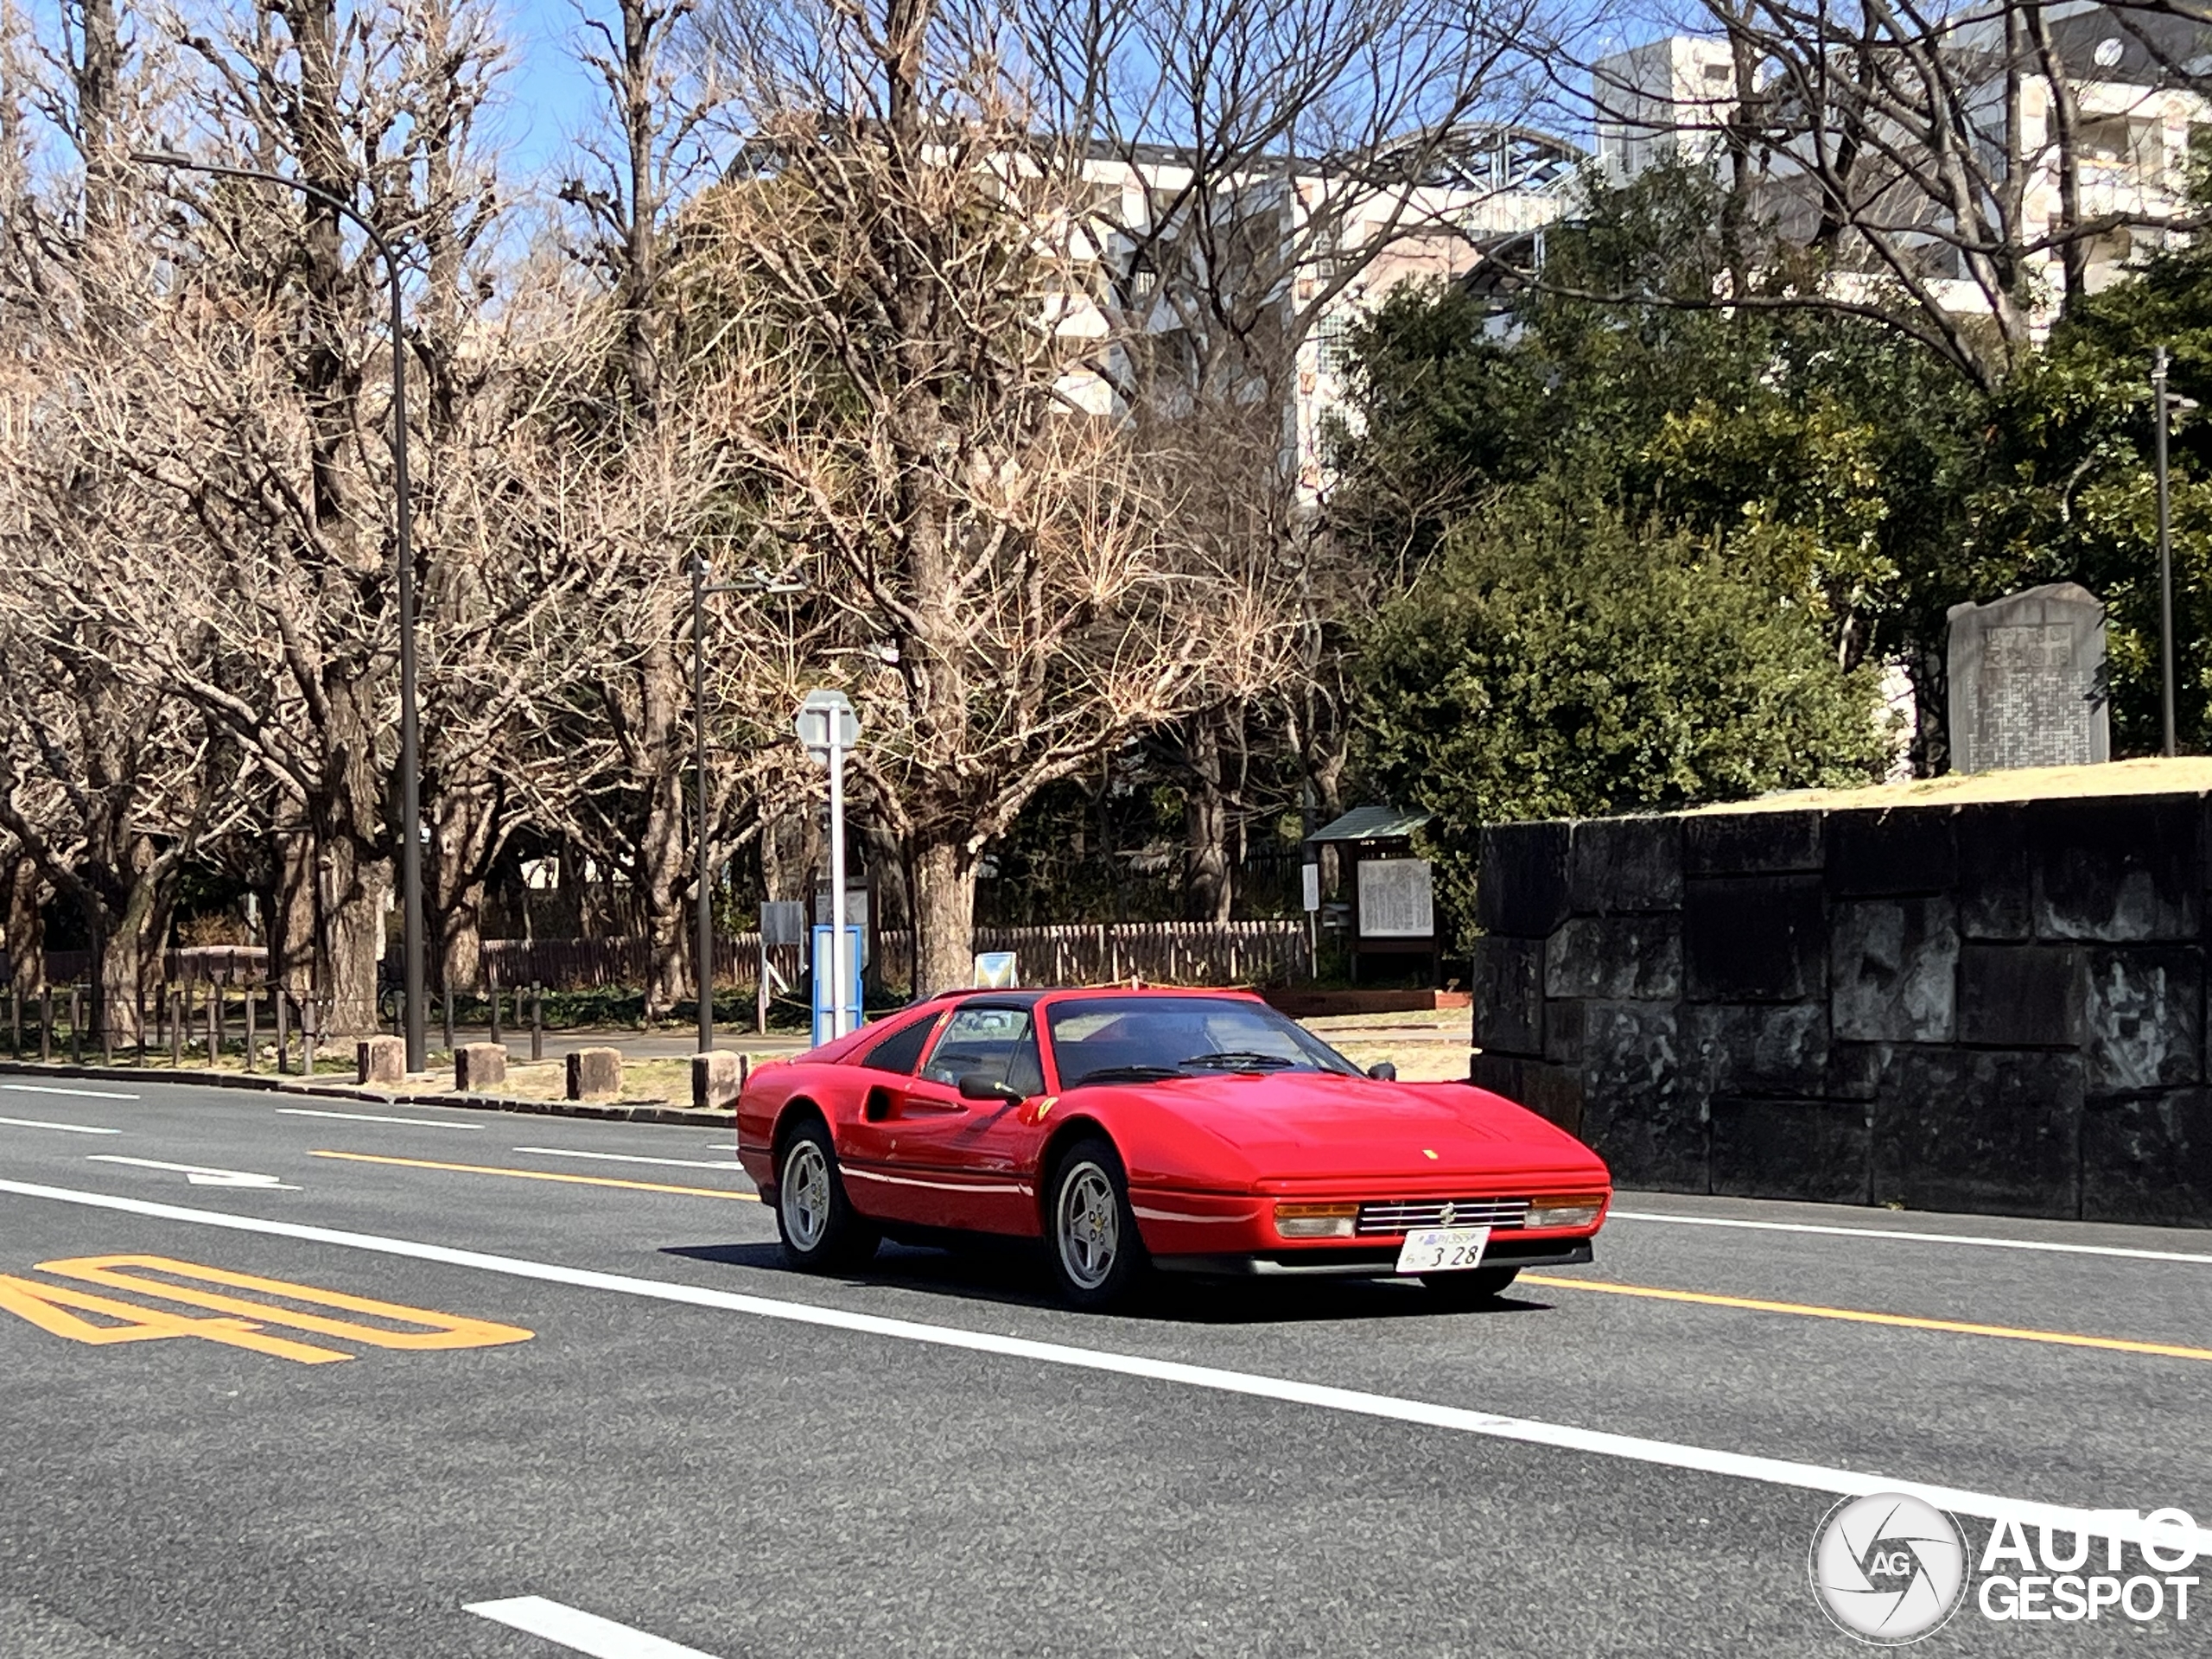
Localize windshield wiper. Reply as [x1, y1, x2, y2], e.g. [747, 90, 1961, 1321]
[1067, 1064, 1189, 1087]
[1179, 1051, 1300, 1071]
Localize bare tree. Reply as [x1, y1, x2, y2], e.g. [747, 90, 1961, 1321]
[676, 0, 1308, 988]
[1019, 0, 1539, 918]
[545, 0, 733, 1015]
[1582, 0, 2212, 390]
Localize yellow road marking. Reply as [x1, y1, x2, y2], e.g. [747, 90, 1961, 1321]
[0, 1272, 352, 1363]
[39, 1255, 531, 1351]
[1522, 1274, 2212, 1363]
[311, 1148, 760, 1202]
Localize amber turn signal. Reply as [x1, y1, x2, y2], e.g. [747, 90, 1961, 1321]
[1274, 1202, 1359, 1239]
[1524, 1195, 1607, 1230]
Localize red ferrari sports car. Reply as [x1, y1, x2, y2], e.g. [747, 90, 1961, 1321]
[735, 985, 1611, 1309]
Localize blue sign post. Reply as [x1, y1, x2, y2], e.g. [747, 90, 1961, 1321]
[810, 925, 863, 1048]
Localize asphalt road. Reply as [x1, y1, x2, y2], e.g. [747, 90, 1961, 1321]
[2, 1077, 2208, 1656]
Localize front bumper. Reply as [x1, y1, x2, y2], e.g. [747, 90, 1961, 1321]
[1153, 1235, 1595, 1277]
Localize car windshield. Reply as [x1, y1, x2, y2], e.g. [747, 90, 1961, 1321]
[1046, 996, 1361, 1088]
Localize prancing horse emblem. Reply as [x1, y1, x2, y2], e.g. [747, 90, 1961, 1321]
[1439, 1202, 1458, 1226]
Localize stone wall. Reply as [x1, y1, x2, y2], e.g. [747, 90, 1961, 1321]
[1470, 793, 2212, 1226]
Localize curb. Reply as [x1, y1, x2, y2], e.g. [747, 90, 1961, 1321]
[0, 1058, 733, 1130]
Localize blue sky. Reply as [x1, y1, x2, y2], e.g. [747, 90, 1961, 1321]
[486, 0, 607, 182]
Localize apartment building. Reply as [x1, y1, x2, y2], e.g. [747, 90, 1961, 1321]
[1051, 122, 1584, 493]
[1592, 4, 2210, 321]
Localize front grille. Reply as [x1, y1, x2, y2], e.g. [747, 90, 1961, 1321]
[1356, 1197, 1528, 1236]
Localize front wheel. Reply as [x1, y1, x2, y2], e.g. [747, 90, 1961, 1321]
[776, 1122, 879, 1272]
[1421, 1265, 1520, 1307]
[1045, 1138, 1147, 1311]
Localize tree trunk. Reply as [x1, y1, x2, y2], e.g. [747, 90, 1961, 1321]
[634, 620, 689, 1016]
[320, 838, 391, 1038]
[912, 838, 976, 995]
[4, 855, 41, 997]
[271, 826, 317, 1001]
[429, 779, 496, 991]
[97, 878, 157, 1046]
[1183, 715, 1233, 924]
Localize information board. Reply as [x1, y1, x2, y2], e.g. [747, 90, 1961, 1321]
[1357, 858, 1433, 938]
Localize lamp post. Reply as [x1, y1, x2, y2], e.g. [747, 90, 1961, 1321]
[693, 559, 805, 1052]
[2155, 346, 2178, 758]
[134, 149, 428, 1071]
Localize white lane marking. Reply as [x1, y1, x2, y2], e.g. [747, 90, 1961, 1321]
[0, 1114, 122, 1135]
[464, 1597, 721, 1658]
[512, 1147, 743, 1170]
[3, 1176, 2206, 1558]
[277, 1108, 484, 1131]
[1611, 1209, 2212, 1267]
[3, 1082, 140, 1101]
[703, 1143, 736, 1151]
[84, 1156, 296, 1190]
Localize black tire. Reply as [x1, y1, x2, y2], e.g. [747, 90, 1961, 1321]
[775, 1119, 880, 1272]
[1044, 1137, 1148, 1311]
[1421, 1265, 1520, 1306]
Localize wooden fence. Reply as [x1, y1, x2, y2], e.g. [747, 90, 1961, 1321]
[26, 918, 1313, 996]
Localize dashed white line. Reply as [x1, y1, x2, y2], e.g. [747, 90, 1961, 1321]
[3, 1082, 139, 1101]
[1610, 1209, 2212, 1266]
[464, 1597, 721, 1658]
[0, 1114, 121, 1135]
[3, 1174, 2205, 1559]
[277, 1108, 484, 1130]
[511, 1147, 743, 1170]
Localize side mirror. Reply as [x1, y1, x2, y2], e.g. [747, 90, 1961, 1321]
[1366, 1061, 1397, 1082]
[957, 1072, 1023, 1103]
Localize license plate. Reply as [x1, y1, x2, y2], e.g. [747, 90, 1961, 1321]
[1395, 1224, 1491, 1274]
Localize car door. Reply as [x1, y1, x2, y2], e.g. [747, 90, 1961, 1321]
[878, 1006, 1044, 1234]
[833, 1009, 949, 1219]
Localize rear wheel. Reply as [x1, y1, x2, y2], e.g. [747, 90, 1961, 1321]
[1421, 1265, 1520, 1306]
[1045, 1138, 1147, 1311]
[776, 1121, 879, 1272]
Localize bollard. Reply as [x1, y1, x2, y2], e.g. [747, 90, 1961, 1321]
[565, 1046, 622, 1101]
[135, 987, 146, 1065]
[531, 982, 543, 1062]
[487, 975, 501, 1046]
[692, 1050, 742, 1111]
[69, 985, 82, 1065]
[357, 1035, 405, 1086]
[207, 985, 220, 1067]
[9, 985, 17, 1058]
[39, 986, 52, 1064]
[442, 986, 454, 1055]
[454, 1041, 506, 1091]
[169, 989, 183, 1067]
[303, 1001, 317, 1077]
[100, 990, 113, 1066]
[244, 986, 257, 1073]
[274, 988, 290, 1074]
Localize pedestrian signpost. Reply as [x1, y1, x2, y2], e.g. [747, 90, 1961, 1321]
[795, 690, 862, 1041]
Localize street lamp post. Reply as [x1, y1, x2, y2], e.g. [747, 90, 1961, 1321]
[692, 559, 805, 1053]
[2155, 346, 2179, 759]
[134, 150, 428, 1071]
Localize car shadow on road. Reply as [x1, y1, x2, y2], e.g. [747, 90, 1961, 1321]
[659, 1240, 1556, 1326]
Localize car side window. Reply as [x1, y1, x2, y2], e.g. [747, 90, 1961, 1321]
[1002, 1032, 1045, 1099]
[922, 1007, 1033, 1088]
[860, 1014, 937, 1077]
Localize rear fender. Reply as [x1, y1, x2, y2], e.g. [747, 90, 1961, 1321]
[765, 1096, 828, 1201]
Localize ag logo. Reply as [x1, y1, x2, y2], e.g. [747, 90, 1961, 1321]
[1809, 1493, 1969, 1644]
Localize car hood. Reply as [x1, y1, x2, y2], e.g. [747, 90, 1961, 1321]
[1112, 1071, 1605, 1185]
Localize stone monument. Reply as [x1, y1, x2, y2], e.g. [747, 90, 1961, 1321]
[1945, 582, 2110, 773]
